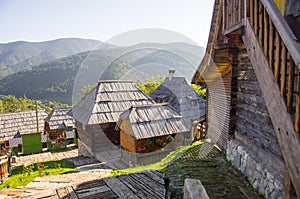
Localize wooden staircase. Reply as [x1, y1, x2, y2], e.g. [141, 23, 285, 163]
[223, 0, 300, 196]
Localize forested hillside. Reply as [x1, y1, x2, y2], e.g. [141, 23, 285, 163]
[0, 95, 69, 113]
[0, 41, 204, 104]
[0, 38, 103, 78]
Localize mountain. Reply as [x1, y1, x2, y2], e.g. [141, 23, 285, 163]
[0, 41, 204, 104]
[0, 38, 106, 78]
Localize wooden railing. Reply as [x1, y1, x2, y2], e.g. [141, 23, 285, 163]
[191, 114, 206, 141]
[223, 0, 247, 33]
[223, 0, 300, 134]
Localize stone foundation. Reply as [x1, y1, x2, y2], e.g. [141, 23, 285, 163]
[78, 139, 93, 157]
[227, 140, 283, 199]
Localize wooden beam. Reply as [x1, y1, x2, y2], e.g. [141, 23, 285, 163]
[243, 18, 300, 196]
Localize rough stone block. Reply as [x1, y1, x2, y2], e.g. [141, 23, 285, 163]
[184, 179, 209, 199]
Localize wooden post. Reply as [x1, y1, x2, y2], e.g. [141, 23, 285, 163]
[258, 1, 263, 46]
[287, 55, 295, 114]
[250, 0, 254, 26]
[223, 0, 226, 32]
[280, 43, 287, 100]
[36, 101, 39, 133]
[268, 18, 274, 71]
[274, 31, 281, 83]
[295, 71, 300, 134]
[263, 8, 268, 57]
[254, 0, 258, 34]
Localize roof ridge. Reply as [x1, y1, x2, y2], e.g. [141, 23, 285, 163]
[132, 102, 169, 108]
[98, 80, 133, 83]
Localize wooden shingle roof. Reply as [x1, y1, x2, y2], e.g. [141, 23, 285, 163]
[118, 103, 188, 139]
[45, 108, 74, 130]
[70, 80, 154, 125]
[150, 76, 205, 129]
[0, 110, 48, 141]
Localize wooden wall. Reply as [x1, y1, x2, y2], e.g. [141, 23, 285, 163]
[234, 49, 285, 174]
[76, 121, 93, 148]
[120, 130, 136, 153]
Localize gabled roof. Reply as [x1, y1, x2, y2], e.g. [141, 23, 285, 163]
[150, 76, 205, 129]
[70, 80, 154, 125]
[45, 108, 74, 130]
[0, 110, 48, 141]
[118, 103, 188, 139]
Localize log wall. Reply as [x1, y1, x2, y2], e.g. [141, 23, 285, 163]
[234, 49, 285, 176]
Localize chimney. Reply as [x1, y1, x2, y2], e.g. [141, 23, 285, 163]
[169, 69, 175, 81]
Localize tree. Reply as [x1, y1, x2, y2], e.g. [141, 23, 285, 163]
[137, 75, 165, 95]
[190, 84, 206, 100]
[76, 83, 96, 101]
[0, 100, 4, 113]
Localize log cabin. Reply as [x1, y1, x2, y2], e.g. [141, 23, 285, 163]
[151, 70, 206, 132]
[0, 110, 47, 155]
[192, 0, 300, 198]
[45, 108, 75, 150]
[117, 103, 189, 166]
[69, 80, 154, 160]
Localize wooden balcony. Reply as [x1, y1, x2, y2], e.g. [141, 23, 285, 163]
[223, 0, 300, 135]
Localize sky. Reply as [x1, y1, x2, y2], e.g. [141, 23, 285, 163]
[0, 0, 215, 47]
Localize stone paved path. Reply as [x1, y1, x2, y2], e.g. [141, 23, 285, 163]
[165, 142, 261, 198]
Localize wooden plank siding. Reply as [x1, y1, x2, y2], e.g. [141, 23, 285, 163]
[242, 18, 300, 195]
[120, 130, 136, 153]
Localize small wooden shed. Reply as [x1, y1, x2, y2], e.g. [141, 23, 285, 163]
[21, 132, 43, 155]
[45, 108, 75, 150]
[117, 103, 189, 165]
[0, 143, 9, 180]
[0, 110, 47, 155]
[69, 80, 154, 159]
[151, 70, 206, 132]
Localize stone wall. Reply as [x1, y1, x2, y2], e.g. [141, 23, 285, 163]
[227, 140, 283, 198]
[77, 139, 93, 157]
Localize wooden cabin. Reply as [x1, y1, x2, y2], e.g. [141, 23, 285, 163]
[0, 110, 47, 155]
[151, 70, 206, 133]
[192, 0, 300, 198]
[117, 103, 189, 166]
[21, 132, 43, 155]
[69, 80, 154, 160]
[45, 108, 75, 150]
[0, 142, 9, 180]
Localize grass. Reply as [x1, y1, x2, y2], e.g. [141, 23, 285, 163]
[110, 141, 203, 176]
[0, 160, 76, 189]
